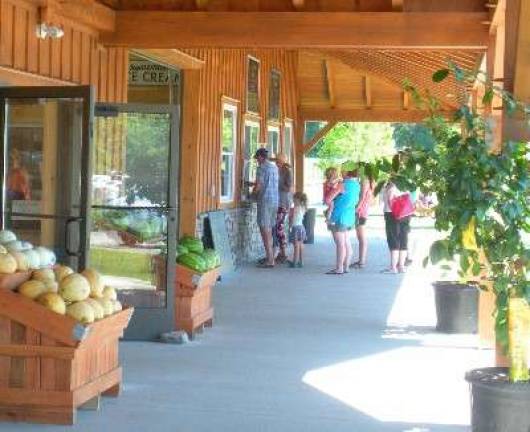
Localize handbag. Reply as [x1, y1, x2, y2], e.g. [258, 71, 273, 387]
[390, 193, 415, 220]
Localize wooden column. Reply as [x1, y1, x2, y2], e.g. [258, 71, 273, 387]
[179, 70, 201, 236]
[294, 118, 305, 192]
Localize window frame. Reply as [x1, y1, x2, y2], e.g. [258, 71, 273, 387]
[266, 123, 280, 157]
[241, 116, 261, 202]
[283, 119, 294, 165]
[220, 99, 239, 204]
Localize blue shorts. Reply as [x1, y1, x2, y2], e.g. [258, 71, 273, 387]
[289, 225, 307, 243]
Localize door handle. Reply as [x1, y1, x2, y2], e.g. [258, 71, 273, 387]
[65, 216, 83, 257]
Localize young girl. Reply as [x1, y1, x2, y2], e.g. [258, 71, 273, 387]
[323, 167, 342, 223]
[289, 192, 308, 268]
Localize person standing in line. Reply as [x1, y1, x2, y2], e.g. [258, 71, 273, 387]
[351, 164, 375, 269]
[273, 153, 293, 264]
[288, 192, 308, 268]
[326, 168, 360, 275]
[252, 148, 279, 268]
[381, 178, 411, 274]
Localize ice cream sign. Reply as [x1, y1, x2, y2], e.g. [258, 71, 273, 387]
[129, 61, 179, 86]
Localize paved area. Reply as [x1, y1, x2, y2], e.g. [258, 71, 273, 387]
[1, 217, 493, 432]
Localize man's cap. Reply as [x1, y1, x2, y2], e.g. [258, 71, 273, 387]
[254, 147, 269, 159]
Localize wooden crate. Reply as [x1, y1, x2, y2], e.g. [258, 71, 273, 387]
[0, 288, 133, 425]
[175, 264, 218, 338]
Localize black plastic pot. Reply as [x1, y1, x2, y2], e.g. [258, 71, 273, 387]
[433, 281, 478, 333]
[466, 367, 530, 432]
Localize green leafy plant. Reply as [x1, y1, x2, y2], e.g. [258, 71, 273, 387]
[395, 64, 530, 382]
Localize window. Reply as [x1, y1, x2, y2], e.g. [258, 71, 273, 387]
[221, 103, 238, 202]
[247, 57, 260, 114]
[268, 70, 281, 121]
[267, 124, 280, 157]
[284, 121, 294, 164]
[242, 119, 260, 200]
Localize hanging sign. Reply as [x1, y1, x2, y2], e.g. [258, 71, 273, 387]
[129, 61, 179, 86]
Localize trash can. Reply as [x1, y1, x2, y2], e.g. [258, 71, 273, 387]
[303, 208, 316, 244]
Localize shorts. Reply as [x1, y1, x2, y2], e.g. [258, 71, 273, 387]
[328, 223, 352, 233]
[356, 217, 367, 227]
[257, 203, 278, 229]
[289, 225, 307, 243]
[384, 212, 410, 250]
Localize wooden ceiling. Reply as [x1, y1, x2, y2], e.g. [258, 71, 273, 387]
[97, 0, 486, 12]
[297, 49, 484, 121]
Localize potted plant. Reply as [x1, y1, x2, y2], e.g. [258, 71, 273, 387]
[394, 65, 530, 431]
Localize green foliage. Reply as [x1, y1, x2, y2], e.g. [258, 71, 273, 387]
[309, 122, 395, 170]
[397, 66, 530, 381]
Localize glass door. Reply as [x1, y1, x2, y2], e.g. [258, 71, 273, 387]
[92, 104, 179, 340]
[0, 86, 92, 269]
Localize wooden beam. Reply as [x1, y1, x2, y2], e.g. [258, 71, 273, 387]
[299, 108, 453, 123]
[391, 0, 404, 12]
[56, 0, 115, 33]
[324, 60, 336, 108]
[101, 12, 489, 49]
[132, 49, 205, 70]
[195, 0, 209, 10]
[292, 0, 304, 10]
[403, 91, 409, 110]
[303, 121, 337, 153]
[294, 118, 305, 191]
[363, 75, 372, 109]
[0, 66, 73, 86]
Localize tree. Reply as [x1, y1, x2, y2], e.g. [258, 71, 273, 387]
[308, 122, 396, 170]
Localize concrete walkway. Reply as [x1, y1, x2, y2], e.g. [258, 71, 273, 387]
[1, 218, 493, 432]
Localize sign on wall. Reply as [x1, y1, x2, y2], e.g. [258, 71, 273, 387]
[247, 57, 260, 113]
[268, 69, 281, 121]
[129, 61, 179, 86]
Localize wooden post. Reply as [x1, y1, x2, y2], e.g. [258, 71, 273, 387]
[179, 69, 201, 236]
[294, 118, 305, 192]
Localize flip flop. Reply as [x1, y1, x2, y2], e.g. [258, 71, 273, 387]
[256, 257, 267, 265]
[349, 261, 366, 269]
[257, 263, 275, 269]
[325, 269, 344, 275]
[380, 268, 398, 274]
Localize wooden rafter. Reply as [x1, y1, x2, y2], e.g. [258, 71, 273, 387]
[363, 75, 372, 109]
[52, 0, 115, 32]
[391, 0, 404, 12]
[303, 121, 337, 154]
[132, 49, 205, 70]
[324, 60, 336, 108]
[101, 12, 489, 49]
[299, 108, 451, 123]
[195, 0, 209, 10]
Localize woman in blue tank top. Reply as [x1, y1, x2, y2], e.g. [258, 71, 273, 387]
[326, 169, 361, 275]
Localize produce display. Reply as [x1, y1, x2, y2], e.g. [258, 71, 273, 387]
[0, 230, 123, 325]
[176, 236, 221, 273]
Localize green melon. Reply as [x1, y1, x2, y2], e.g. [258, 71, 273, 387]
[177, 252, 206, 273]
[179, 236, 204, 254]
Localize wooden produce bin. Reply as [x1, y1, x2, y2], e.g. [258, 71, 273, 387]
[0, 288, 133, 425]
[175, 264, 218, 339]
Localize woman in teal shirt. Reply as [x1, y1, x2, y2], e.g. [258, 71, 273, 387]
[326, 169, 361, 274]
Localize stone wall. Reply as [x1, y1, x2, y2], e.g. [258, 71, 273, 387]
[196, 204, 264, 266]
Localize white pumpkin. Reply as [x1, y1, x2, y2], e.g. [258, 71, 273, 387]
[18, 280, 47, 299]
[82, 268, 104, 299]
[0, 230, 16, 244]
[0, 245, 7, 254]
[5, 240, 32, 252]
[96, 298, 114, 317]
[32, 268, 55, 283]
[54, 265, 74, 282]
[9, 251, 29, 272]
[59, 273, 90, 302]
[85, 298, 105, 320]
[33, 247, 56, 268]
[0, 253, 17, 274]
[36, 292, 66, 315]
[23, 249, 40, 270]
[102, 286, 118, 301]
[112, 300, 123, 313]
[66, 301, 95, 324]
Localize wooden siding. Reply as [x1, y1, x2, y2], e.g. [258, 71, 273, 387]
[183, 49, 298, 219]
[0, 0, 127, 103]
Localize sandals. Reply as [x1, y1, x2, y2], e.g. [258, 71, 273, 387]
[325, 269, 344, 275]
[256, 262, 275, 269]
[349, 261, 366, 269]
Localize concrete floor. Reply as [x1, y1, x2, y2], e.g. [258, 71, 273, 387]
[1, 217, 493, 432]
